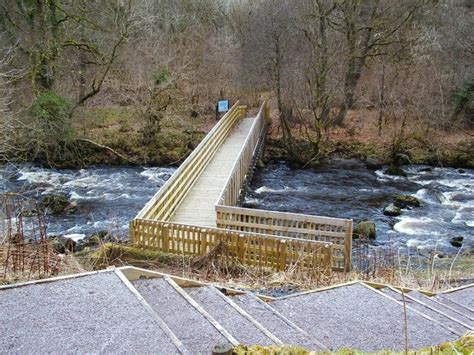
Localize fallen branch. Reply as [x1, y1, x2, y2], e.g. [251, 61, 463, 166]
[77, 138, 137, 164]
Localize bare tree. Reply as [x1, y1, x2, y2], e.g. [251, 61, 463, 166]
[0, 40, 28, 162]
[330, 0, 422, 126]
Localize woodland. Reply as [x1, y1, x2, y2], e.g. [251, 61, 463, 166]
[0, 0, 472, 168]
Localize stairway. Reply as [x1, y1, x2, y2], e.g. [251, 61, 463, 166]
[269, 283, 458, 352]
[441, 284, 474, 310]
[129, 277, 472, 352]
[2, 267, 473, 354]
[380, 287, 471, 335]
[132, 277, 235, 354]
[231, 293, 327, 350]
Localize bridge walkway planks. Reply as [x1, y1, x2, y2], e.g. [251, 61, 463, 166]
[170, 116, 256, 227]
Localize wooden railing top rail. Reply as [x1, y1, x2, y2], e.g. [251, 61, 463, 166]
[216, 204, 352, 229]
[135, 102, 245, 220]
[131, 218, 334, 275]
[132, 218, 333, 247]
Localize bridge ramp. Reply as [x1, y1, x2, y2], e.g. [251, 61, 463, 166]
[171, 116, 255, 226]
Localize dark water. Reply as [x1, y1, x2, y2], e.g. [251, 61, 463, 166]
[244, 160, 473, 253]
[1, 160, 472, 253]
[0, 165, 175, 240]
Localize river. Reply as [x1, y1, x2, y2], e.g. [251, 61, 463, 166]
[1, 160, 472, 254]
[245, 160, 473, 254]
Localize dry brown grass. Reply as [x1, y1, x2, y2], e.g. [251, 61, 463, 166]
[67, 242, 474, 296]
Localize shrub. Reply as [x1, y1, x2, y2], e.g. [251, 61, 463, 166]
[31, 91, 72, 123]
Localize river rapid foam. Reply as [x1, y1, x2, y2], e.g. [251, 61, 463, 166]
[245, 160, 473, 254]
[1, 161, 472, 254]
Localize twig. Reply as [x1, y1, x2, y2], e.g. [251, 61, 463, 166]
[448, 245, 463, 285]
[401, 291, 409, 354]
[77, 138, 137, 164]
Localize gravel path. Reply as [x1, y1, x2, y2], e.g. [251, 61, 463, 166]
[433, 294, 474, 319]
[0, 272, 182, 354]
[381, 288, 469, 335]
[233, 293, 325, 350]
[442, 285, 474, 309]
[409, 291, 474, 328]
[133, 278, 228, 353]
[186, 286, 275, 346]
[271, 283, 457, 352]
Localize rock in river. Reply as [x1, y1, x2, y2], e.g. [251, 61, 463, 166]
[385, 165, 407, 177]
[40, 194, 77, 215]
[450, 236, 464, 248]
[394, 195, 420, 208]
[383, 203, 401, 217]
[353, 220, 377, 240]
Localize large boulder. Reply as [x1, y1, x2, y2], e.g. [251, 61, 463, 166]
[353, 220, 377, 240]
[450, 236, 464, 248]
[383, 203, 401, 217]
[394, 195, 420, 208]
[365, 158, 383, 171]
[385, 165, 407, 177]
[40, 194, 77, 215]
[51, 235, 77, 253]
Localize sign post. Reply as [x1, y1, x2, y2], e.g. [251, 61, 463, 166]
[216, 99, 229, 120]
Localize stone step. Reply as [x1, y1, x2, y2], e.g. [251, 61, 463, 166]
[380, 287, 470, 335]
[185, 286, 278, 346]
[441, 285, 474, 310]
[271, 283, 458, 352]
[133, 277, 237, 353]
[407, 291, 474, 328]
[232, 293, 327, 350]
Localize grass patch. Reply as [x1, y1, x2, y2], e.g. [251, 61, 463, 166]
[234, 332, 474, 354]
[78, 243, 192, 271]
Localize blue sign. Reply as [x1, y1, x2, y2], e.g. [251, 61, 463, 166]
[218, 100, 229, 113]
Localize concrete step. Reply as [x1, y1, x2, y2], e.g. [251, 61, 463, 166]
[271, 283, 458, 352]
[407, 291, 474, 328]
[380, 287, 470, 335]
[441, 285, 474, 310]
[185, 286, 278, 346]
[133, 277, 237, 353]
[233, 293, 327, 350]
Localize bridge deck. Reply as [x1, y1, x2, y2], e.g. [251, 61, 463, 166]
[170, 116, 256, 227]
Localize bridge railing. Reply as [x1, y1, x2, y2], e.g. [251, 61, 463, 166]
[213, 101, 352, 271]
[131, 100, 352, 274]
[216, 101, 269, 207]
[135, 102, 246, 222]
[215, 205, 352, 271]
[130, 218, 333, 275]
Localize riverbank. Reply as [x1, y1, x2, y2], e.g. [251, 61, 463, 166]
[4, 104, 472, 169]
[264, 107, 474, 170]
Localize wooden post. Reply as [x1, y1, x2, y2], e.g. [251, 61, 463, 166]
[162, 224, 169, 252]
[212, 344, 233, 355]
[129, 220, 136, 245]
[344, 220, 353, 272]
[238, 234, 245, 260]
[279, 240, 287, 271]
[264, 100, 270, 123]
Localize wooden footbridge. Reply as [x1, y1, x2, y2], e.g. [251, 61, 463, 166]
[130, 102, 353, 274]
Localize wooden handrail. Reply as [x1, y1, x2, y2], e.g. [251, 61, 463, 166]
[135, 102, 246, 221]
[215, 205, 352, 271]
[131, 100, 352, 273]
[131, 218, 333, 275]
[216, 102, 267, 207]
